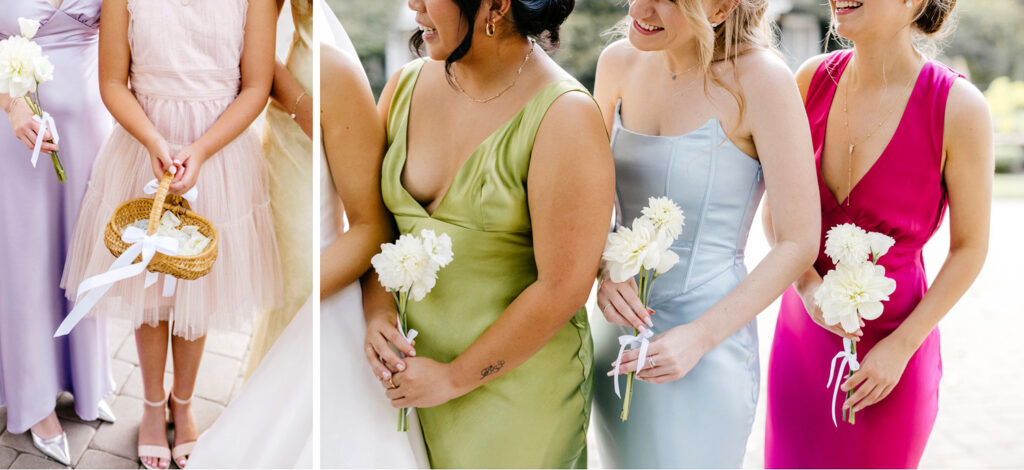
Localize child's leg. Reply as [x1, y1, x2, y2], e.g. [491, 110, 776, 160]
[136, 321, 171, 469]
[169, 331, 206, 468]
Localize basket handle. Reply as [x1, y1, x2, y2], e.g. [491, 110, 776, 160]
[147, 170, 175, 236]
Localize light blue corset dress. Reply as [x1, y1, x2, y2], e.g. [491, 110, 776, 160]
[592, 101, 765, 468]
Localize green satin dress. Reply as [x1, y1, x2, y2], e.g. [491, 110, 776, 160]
[381, 59, 594, 468]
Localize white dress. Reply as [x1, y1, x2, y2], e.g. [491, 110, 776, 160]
[319, 11, 428, 467]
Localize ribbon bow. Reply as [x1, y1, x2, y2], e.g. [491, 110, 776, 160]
[144, 178, 198, 204]
[396, 317, 418, 347]
[30, 112, 59, 167]
[826, 337, 861, 427]
[613, 328, 654, 398]
[54, 227, 179, 337]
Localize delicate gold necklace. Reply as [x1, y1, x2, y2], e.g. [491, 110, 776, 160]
[840, 58, 918, 205]
[452, 40, 535, 104]
[664, 54, 699, 81]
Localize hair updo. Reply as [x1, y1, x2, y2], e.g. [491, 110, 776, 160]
[913, 0, 957, 35]
[410, 0, 575, 82]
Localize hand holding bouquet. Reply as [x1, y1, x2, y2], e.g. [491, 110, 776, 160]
[0, 18, 64, 182]
[815, 223, 897, 425]
[371, 229, 454, 431]
[601, 196, 684, 421]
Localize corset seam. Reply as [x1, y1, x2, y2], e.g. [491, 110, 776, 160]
[682, 126, 718, 292]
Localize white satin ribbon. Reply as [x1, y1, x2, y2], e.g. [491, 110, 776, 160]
[30, 112, 59, 167]
[54, 227, 179, 337]
[143, 178, 199, 204]
[613, 328, 654, 398]
[826, 337, 861, 427]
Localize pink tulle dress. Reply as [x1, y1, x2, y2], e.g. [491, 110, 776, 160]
[765, 50, 964, 468]
[61, 0, 281, 341]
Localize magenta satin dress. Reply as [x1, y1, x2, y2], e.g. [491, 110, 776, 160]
[0, 0, 115, 434]
[765, 50, 962, 468]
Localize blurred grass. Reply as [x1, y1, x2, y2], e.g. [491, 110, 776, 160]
[994, 173, 1024, 199]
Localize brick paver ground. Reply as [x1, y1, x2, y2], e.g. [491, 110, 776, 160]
[0, 320, 252, 469]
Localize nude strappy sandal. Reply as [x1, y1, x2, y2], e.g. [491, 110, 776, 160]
[168, 392, 197, 468]
[139, 395, 171, 469]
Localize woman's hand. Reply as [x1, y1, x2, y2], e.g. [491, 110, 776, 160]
[596, 277, 653, 332]
[840, 334, 915, 413]
[797, 280, 863, 341]
[363, 307, 416, 382]
[608, 322, 712, 384]
[385, 356, 463, 408]
[7, 99, 58, 153]
[168, 144, 208, 194]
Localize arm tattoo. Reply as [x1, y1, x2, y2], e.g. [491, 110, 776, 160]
[480, 360, 506, 380]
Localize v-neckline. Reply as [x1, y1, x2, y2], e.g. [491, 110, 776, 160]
[396, 64, 570, 219]
[819, 56, 929, 209]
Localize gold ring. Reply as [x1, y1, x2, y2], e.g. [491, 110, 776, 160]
[387, 378, 397, 389]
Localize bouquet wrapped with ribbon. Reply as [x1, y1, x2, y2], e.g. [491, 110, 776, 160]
[55, 169, 218, 337]
[601, 196, 684, 421]
[815, 223, 897, 425]
[370, 229, 454, 432]
[0, 18, 64, 182]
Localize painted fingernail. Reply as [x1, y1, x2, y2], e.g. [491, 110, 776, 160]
[646, 318, 654, 327]
[607, 370, 614, 376]
[397, 363, 405, 371]
[409, 349, 416, 356]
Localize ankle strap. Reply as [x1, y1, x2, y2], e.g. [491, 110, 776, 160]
[142, 395, 167, 407]
[169, 391, 193, 405]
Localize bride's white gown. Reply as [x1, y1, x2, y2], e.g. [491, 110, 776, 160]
[319, 42, 429, 467]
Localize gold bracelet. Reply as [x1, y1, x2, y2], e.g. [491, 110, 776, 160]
[290, 92, 307, 119]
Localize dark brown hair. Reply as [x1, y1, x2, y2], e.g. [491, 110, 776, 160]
[409, 0, 574, 83]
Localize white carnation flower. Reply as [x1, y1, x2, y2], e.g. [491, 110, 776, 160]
[641, 196, 685, 241]
[371, 230, 454, 302]
[419, 229, 454, 268]
[867, 231, 896, 260]
[824, 223, 870, 266]
[0, 35, 53, 98]
[371, 234, 433, 300]
[602, 217, 661, 283]
[18, 18, 41, 40]
[815, 262, 897, 333]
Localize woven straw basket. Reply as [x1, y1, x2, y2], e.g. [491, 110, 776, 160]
[103, 170, 218, 280]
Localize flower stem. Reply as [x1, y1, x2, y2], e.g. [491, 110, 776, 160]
[847, 340, 857, 425]
[396, 292, 411, 432]
[621, 270, 653, 421]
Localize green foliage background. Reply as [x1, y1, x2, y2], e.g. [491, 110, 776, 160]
[327, 0, 1024, 97]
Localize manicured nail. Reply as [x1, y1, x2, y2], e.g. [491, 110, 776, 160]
[409, 349, 416, 356]
[606, 370, 615, 376]
[397, 363, 405, 371]
[646, 318, 654, 327]
[382, 371, 391, 380]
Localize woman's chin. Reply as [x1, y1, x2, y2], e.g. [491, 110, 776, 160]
[628, 30, 667, 52]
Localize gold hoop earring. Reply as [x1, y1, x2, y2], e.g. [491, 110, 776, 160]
[486, 21, 495, 37]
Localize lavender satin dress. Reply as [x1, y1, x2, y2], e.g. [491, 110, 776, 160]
[0, 0, 115, 434]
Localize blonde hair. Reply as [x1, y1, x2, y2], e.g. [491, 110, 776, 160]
[610, 0, 777, 118]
